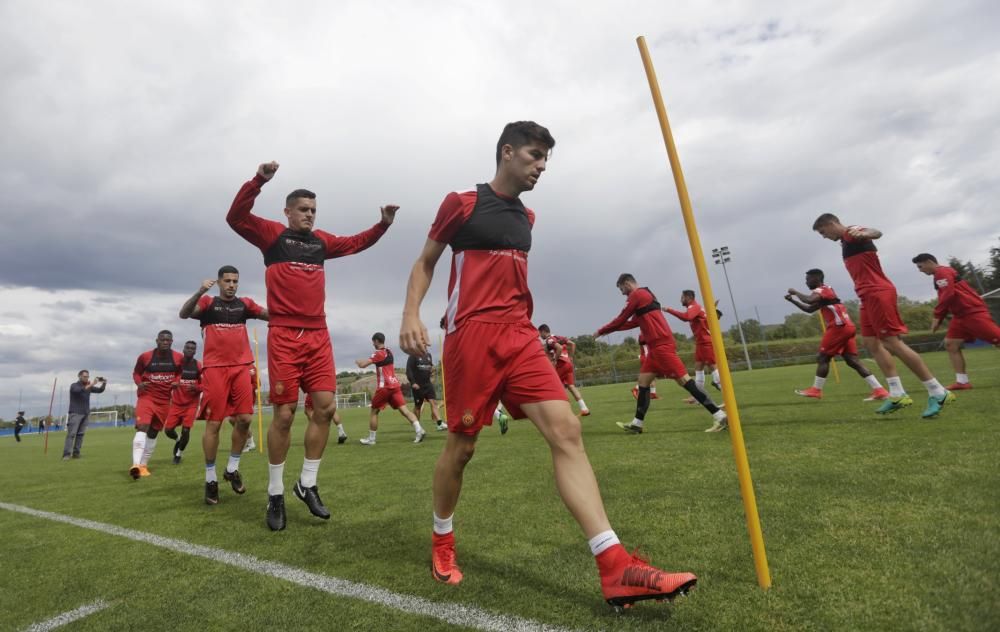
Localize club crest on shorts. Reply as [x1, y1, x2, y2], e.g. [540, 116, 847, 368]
[461, 410, 475, 427]
[274, 381, 285, 396]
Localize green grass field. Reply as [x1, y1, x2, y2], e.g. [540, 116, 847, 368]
[1, 349, 998, 631]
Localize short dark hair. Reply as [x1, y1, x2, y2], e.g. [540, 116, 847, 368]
[806, 268, 825, 280]
[812, 213, 840, 230]
[77, 369, 88, 377]
[372, 332, 385, 344]
[185, 340, 198, 346]
[616, 273, 636, 286]
[286, 189, 316, 207]
[682, 290, 695, 299]
[158, 330, 173, 338]
[912, 253, 937, 264]
[538, 324, 550, 334]
[218, 265, 239, 278]
[496, 121, 555, 167]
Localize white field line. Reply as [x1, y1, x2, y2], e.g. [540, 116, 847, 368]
[1, 502, 578, 632]
[22, 600, 110, 631]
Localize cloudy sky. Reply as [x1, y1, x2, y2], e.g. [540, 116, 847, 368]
[2, 0, 998, 417]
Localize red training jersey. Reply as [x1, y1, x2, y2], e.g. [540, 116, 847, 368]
[134, 349, 184, 403]
[840, 228, 895, 296]
[227, 173, 389, 329]
[811, 285, 853, 328]
[544, 335, 572, 364]
[429, 184, 535, 332]
[665, 301, 711, 345]
[597, 287, 674, 345]
[196, 295, 263, 367]
[170, 358, 203, 407]
[370, 348, 401, 390]
[932, 266, 988, 319]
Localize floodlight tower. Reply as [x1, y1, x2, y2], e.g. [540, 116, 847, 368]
[712, 246, 753, 370]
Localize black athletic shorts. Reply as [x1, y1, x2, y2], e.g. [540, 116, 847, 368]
[412, 382, 437, 406]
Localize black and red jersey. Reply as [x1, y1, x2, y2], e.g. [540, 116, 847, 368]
[932, 266, 988, 319]
[227, 174, 389, 329]
[812, 285, 853, 328]
[429, 184, 535, 332]
[370, 348, 400, 390]
[544, 335, 572, 364]
[170, 358, 203, 407]
[840, 228, 895, 296]
[597, 287, 675, 345]
[134, 349, 184, 403]
[196, 295, 263, 367]
[665, 301, 711, 345]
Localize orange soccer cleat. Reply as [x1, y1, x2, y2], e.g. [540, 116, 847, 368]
[597, 545, 697, 610]
[431, 532, 463, 585]
[139, 465, 151, 477]
[795, 387, 823, 399]
[865, 387, 891, 401]
[945, 382, 972, 391]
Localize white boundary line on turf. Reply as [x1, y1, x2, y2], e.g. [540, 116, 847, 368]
[0, 502, 578, 632]
[22, 600, 110, 631]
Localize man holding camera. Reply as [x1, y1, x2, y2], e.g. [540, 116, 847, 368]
[65, 370, 107, 460]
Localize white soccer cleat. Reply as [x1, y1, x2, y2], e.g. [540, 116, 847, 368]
[414, 429, 427, 444]
[359, 437, 376, 446]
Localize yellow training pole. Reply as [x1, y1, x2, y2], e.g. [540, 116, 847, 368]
[816, 313, 841, 384]
[253, 328, 264, 453]
[637, 35, 771, 589]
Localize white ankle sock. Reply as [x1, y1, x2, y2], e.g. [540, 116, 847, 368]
[813, 376, 826, 389]
[140, 437, 156, 466]
[956, 373, 969, 384]
[300, 458, 320, 488]
[887, 376, 905, 397]
[578, 399, 588, 410]
[205, 462, 217, 483]
[588, 530, 620, 556]
[226, 452, 241, 474]
[433, 512, 453, 535]
[922, 378, 946, 398]
[132, 432, 146, 466]
[864, 374, 881, 389]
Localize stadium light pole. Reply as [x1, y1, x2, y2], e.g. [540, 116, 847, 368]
[712, 246, 753, 370]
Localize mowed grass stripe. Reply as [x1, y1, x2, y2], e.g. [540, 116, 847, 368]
[0, 501, 577, 632]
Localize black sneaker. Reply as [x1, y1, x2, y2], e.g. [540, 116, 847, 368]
[223, 469, 246, 494]
[337, 434, 348, 444]
[293, 480, 331, 520]
[266, 494, 286, 531]
[172, 454, 182, 465]
[205, 481, 219, 505]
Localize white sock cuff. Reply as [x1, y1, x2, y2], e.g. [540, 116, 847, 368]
[433, 512, 454, 535]
[589, 530, 620, 556]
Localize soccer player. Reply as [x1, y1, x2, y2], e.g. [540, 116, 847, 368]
[400, 121, 695, 608]
[356, 333, 426, 445]
[179, 268, 268, 505]
[784, 269, 890, 400]
[406, 349, 445, 431]
[164, 341, 202, 464]
[663, 291, 722, 398]
[130, 331, 184, 479]
[537, 324, 590, 416]
[227, 161, 395, 530]
[812, 214, 954, 417]
[913, 253, 1000, 388]
[596, 275, 728, 433]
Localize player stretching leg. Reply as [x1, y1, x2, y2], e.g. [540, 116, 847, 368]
[597, 275, 728, 434]
[663, 290, 722, 402]
[130, 331, 183, 479]
[913, 253, 1000, 389]
[228, 162, 394, 530]
[356, 333, 426, 445]
[538, 324, 590, 416]
[179, 268, 268, 505]
[164, 341, 203, 464]
[401, 121, 695, 609]
[813, 215, 954, 418]
[785, 269, 889, 400]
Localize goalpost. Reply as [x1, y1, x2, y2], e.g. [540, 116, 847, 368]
[60, 411, 120, 427]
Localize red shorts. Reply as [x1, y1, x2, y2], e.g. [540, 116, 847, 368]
[859, 289, 908, 338]
[267, 326, 336, 405]
[135, 397, 170, 431]
[819, 323, 858, 357]
[947, 312, 1000, 345]
[372, 387, 406, 411]
[200, 365, 254, 421]
[640, 341, 688, 379]
[165, 404, 197, 430]
[555, 361, 575, 386]
[443, 320, 567, 435]
[694, 342, 716, 365]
